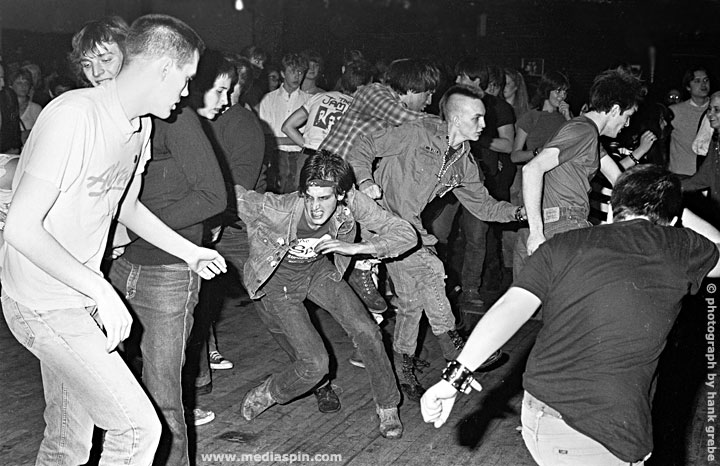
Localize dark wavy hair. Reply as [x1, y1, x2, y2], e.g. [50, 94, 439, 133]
[186, 49, 237, 110]
[611, 164, 682, 225]
[531, 71, 570, 109]
[588, 67, 643, 114]
[340, 59, 372, 95]
[387, 58, 440, 94]
[299, 150, 356, 198]
[454, 56, 489, 90]
[69, 16, 129, 84]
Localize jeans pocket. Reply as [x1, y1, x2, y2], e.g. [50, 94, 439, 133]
[1, 295, 35, 348]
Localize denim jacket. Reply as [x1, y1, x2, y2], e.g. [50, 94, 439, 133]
[236, 186, 418, 298]
[348, 116, 517, 246]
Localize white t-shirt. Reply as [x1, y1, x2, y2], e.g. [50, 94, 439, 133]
[258, 86, 310, 152]
[1, 81, 152, 310]
[302, 91, 353, 150]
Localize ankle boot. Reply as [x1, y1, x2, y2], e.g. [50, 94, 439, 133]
[437, 329, 465, 360]
[348, 266, 387, 313]
[393, 351, 425, 402]
[376, 406, 403, 439]
[241, 377, 276, 420]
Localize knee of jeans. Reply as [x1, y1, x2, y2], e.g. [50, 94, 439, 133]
[297, 352, 328, 380]
[351, 323, 382, 347]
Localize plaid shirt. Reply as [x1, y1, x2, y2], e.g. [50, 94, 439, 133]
[319, 82, 424, 159]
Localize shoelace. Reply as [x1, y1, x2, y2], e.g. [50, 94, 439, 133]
[358, 270, 374, 292]
[413, 357, 430, 372]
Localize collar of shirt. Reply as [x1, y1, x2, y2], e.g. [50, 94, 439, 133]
[103, 79, 143, 137]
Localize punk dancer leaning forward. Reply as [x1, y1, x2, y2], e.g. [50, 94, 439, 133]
[237, 151, 417, 438]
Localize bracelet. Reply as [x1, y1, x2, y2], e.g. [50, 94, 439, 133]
[628, 153, 640, 165]
[442, 360, 475, 393]
[515, 206, 526, 222]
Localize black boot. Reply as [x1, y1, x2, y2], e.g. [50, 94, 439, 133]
[348, 266, 387, 313]
[393, 351, 425, 402]
[313, 383, 341, 413]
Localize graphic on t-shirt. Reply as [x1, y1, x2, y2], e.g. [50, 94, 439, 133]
[312, 96, 350, 132]
[86, 159, 135, 198]
[287, 233, 332, 264]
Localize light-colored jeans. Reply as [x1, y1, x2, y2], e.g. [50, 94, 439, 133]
[521, 391, 647, 466]
[385, 246, 456, 357]
[2, 290, 161, 465]
[109, 257, 200, 466]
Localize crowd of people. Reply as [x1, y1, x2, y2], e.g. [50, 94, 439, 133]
[2, 11, 720, 466]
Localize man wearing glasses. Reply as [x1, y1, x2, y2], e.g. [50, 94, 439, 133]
[668, 66, 711, 176]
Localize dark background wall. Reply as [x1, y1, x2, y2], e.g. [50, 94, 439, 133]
[2, 0, 719, 107]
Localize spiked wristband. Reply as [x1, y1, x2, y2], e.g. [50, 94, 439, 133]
[442, 360, 474, 393]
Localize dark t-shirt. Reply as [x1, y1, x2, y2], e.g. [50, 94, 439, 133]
[281, 212, 332, 270]
[542, 115, 605, 214]
[514, 219, 719, 461]
[472, 94, 516, 179]
[516, 109, 567, 151]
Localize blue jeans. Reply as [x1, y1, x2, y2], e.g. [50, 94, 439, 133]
[2, 291, 161, 465]
[521, 391, 647, 465]
[258, 259, 400, 408]
[385, 246, 456, 357]
[109, 258, 200, 466]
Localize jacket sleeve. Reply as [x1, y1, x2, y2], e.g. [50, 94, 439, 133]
[234, 185, 267, 224]
[682, 152, 715, 193]
[348, 188, 418, 258]
[151, 113, 227, 230]
[453, 156, 517, 222]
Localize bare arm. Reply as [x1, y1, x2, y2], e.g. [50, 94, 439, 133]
[510, 127, 533, 163]
[617, 131, 656, 170]
[599, 154, 623, 186]
[4, 173, 131, 352]
[281, 107, 309, 148]
[682, 208, 720, 278]
[421, 287, 541, 427]
[490, 123, 514, 154]
[522, 147, 560, 254]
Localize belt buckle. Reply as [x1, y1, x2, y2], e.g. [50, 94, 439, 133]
[543, 207, 560, 223]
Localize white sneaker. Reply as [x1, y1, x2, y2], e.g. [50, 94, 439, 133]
[193, 408, 215, 426]
[209, 351, 234, 370]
